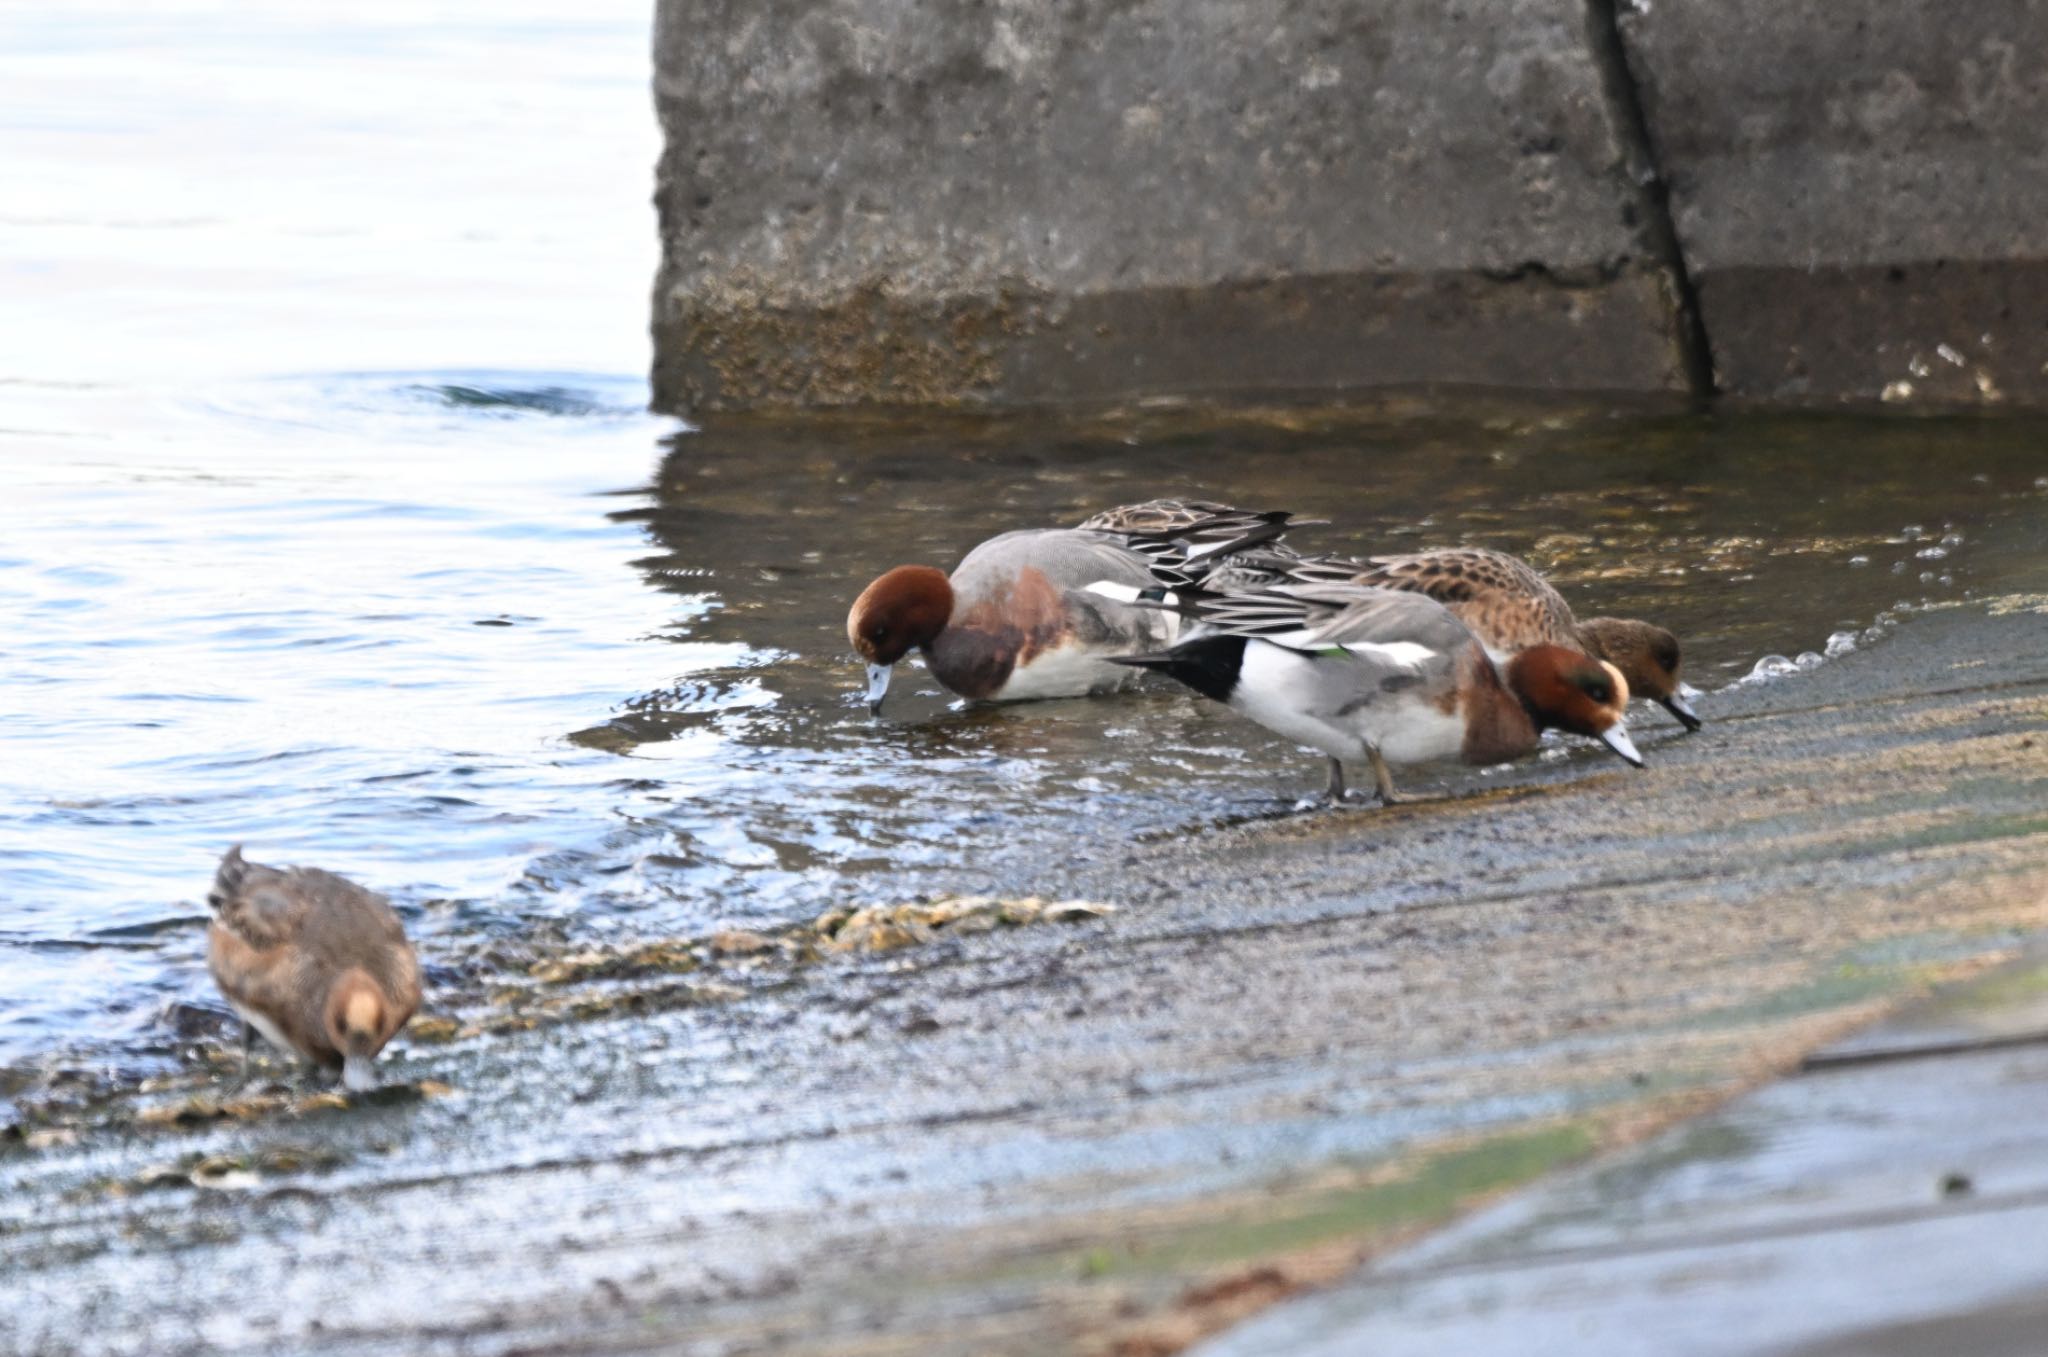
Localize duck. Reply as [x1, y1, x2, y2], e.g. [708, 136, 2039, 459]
[1209, 545, 1700, 731]
[206, 845, 421, 1092]
[847, 500, 1309, 713]
[1099, 579, 1643, 803]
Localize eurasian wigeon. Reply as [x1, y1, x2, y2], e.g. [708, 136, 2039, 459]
[847, 500, 1306, 712]
[1213, 545, 1700, 731]
[206, 845, 421, 1092]
[1099, 580, 1643, 803]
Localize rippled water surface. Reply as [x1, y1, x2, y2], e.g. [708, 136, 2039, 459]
[5, 3, 2047, 1078]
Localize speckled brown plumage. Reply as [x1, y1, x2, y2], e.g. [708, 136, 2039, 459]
[207, 846, 421, 1080]
[1349, 548, 1580, 655]
[1073, 498, 1286, 540]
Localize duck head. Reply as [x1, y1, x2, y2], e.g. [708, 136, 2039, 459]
[325, 969, 393, 1093]
[847, 566, 954, 713]
[1506, 645, 1643, 767]
[1578, 617, 1700, 731]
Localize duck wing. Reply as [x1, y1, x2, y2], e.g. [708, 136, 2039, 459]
[1351, 548, 1579, 653]
[208, 845, 312, 951]
[1076, 499, 1281, 538]
[1275, 583, 1481, 658]
[1076, 500, 1321, 587]
[1148, 580, 1478, 660]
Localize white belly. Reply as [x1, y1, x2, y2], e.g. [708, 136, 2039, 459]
[233, 1001, 309, 1063]
[1372, 699, 1470, 765]
[991, 642, 1132, 701]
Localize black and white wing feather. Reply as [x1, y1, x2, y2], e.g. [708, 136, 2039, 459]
[1076, 500, 1321, 587]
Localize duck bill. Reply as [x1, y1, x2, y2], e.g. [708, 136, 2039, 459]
[864, 662, 893, 715]
[1659, 692, 1704, 732]
[1598, 724, 1645, 768]
[342, 1054, 379, 1093]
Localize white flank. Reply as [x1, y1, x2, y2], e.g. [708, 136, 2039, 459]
[1084, 580, 1169, 606]
[995, 641, 1131, 700]
[1236, 637, 1464, 768]
[1232, 641, 1367, 762]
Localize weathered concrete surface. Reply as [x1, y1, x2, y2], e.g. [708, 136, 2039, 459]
[653, 0, 2048, 412]
[5, 549, 2048, 1353]
[1197, 953, 2048, 1357]
[1619, 2, 2048, 405]
[651, 0, 1690, 412]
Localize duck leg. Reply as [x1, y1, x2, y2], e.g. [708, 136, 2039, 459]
[1368, 748, 1404, 805]
[1325, 757, 1347, 801]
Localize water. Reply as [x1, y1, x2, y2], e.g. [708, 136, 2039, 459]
[5, 4, 2048, 1082]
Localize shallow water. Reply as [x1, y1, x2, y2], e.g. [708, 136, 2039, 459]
[4, 4, 2047, 1080]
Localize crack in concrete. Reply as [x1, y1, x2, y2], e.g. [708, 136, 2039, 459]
[1584, 0, 1717, 400]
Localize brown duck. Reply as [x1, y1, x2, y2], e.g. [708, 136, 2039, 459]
[206, 846, 421, 1091]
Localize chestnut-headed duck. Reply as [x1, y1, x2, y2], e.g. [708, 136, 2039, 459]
[1212, 545, 1700, 731]
[206, 845, 421, 1092]
[1101, 580, 1643, 803]
[847, 500, 1307, 712]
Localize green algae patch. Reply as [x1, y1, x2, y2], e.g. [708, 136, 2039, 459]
[1669, 931, 2014, 1037]
[1684, 965, 1918, 1032]
[1942, 956, 2048, 1012]
[1836, 810, 2048, 861]
[1054, 1121, 1595, 1284]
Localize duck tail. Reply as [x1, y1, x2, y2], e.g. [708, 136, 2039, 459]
[209, 845, 249, 915]
[1109, 633, 1247, 704]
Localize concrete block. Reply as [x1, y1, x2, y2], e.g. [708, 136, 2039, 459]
[652, 0, 1688, 412]
[1620, 1, 2048, 403]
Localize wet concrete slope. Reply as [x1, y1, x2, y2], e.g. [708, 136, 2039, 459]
[1198, 948, 2048, 1357]
[4, 581, 2047, 1354]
